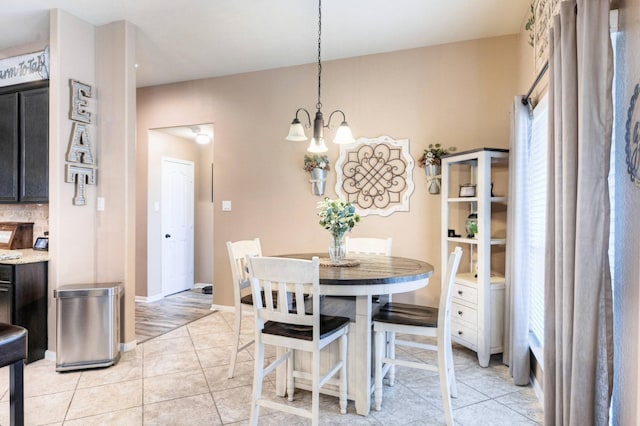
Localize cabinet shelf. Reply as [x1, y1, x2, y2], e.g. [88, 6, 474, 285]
[447, 196, 508, 203]
[446, 237, 507, 245]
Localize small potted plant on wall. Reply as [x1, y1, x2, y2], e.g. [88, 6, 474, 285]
[418, 143, 456, 194]
[304, 154, 330, 196]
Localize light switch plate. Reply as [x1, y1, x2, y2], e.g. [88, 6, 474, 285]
[97, 197, 105, 211]
[222, 200, 232, 211]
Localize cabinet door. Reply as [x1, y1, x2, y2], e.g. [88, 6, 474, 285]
[14, 262, 48, 363]
[0, 284, 12, 324]
[19, 87, 49, 203]
[0, 93, 19, 202]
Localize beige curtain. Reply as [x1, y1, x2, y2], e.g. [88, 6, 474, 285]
[544, 0, 614, 425]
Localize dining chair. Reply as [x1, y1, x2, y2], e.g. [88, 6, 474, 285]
[372, 246, 463, 426]
[344, 236, 392, 256]
[226, 238, 262, 379]
[246, 255, 349, 426]
[0, 323, 27, 426]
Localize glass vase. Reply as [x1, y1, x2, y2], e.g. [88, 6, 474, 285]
[329, 233, 345, 263]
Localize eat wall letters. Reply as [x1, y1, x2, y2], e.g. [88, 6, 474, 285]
[65, 79, 97, 206]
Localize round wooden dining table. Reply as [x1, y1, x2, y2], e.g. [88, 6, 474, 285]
[276, 253, 434, 416]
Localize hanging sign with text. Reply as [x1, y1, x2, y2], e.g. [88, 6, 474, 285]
[0, 48, 50, 87]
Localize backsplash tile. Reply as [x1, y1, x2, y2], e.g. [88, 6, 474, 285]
[0, 204, 49, 238]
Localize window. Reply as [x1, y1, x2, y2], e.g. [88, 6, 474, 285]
[527, 95, 548, 357]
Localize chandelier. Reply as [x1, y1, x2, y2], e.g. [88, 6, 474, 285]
[286, 0, 355, 153]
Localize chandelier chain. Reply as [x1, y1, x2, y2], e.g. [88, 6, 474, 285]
[316, 0, 322, 111]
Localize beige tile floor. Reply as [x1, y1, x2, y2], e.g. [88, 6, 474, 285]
[0, 310, 543, 425]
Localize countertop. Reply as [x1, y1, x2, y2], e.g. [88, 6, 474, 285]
[0, 249, 49, 264]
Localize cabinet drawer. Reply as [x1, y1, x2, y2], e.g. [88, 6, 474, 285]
[452, 320, 477, 347]
[452, 283, 477, 305]
[0, 264, 13, 283]
[452, 301, 477, 325]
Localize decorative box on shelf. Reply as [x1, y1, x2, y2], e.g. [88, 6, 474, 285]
[0, 222, 34, 249]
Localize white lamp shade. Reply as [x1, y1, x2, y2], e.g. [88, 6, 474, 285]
[307, 137, 328, 153]
[195, 133, 210, 144]
[333, 122, 355, 144]
[286, 121, 308, 141]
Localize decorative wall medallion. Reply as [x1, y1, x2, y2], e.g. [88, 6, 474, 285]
[335, 135, 414, 217]
[625, 83, 640, 187]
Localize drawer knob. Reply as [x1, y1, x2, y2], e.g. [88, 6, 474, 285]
[457, 310, 463, 315]
[457, 290, 463, 296]
[457, 331, 463, 336]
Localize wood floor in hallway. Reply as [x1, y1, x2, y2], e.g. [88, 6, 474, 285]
[135, 288, 213, 343]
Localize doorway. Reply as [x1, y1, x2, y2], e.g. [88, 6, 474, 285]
[146, 125, 214, 300]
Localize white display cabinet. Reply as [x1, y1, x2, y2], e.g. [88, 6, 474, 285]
[440, 148, 508, 367]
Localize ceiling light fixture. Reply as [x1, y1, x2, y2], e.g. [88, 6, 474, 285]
[192, 126, 211, 144]
[195, 133, 210, 144]
[286, 0, 354, 153]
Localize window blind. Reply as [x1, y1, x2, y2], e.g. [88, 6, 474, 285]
[527, 94, 548, 344]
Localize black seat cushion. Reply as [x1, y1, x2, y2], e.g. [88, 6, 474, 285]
[240, 293, 258, 306]
[241, 292, 310, 308]
[0, 323, 27, 367]
[373, 302, 438, 328]
[241, 291, 279, 307]
[263, 315, 350, 341]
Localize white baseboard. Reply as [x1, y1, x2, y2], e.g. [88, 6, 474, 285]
[210, 303, 235, 312]
[135, 293, 163, 303]
[121, 340, 137, 352]
[45, 350, 56, 362]
[136, 285, 212, 303]
[210, 304, 253, 316]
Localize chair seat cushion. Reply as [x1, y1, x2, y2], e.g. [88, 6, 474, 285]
[373, 302, 438, 327]
[241, 291, 279, 307]
[241, 292, 309, 308]
[240, 293, 257, 306]
[263, 315, 349, 341]
[0, 323, 27, 367]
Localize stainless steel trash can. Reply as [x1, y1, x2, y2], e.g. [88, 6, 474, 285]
[54, 282, 121, 372]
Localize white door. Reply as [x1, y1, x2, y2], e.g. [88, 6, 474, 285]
[161, 158, 195, 296]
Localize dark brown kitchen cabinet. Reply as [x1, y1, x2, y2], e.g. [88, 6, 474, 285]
[0, 261, 48, 363]
[0, 92, 19, 202]
[0, 81, 49, 203]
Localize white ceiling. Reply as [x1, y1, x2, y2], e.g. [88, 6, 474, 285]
[1, 0, 530, 88]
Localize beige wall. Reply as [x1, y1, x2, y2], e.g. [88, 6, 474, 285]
[136, 35, 520, 308]
[48, 9, 99, 352]
[48, 10, 136, 351]
[94, 20, 137, 346]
